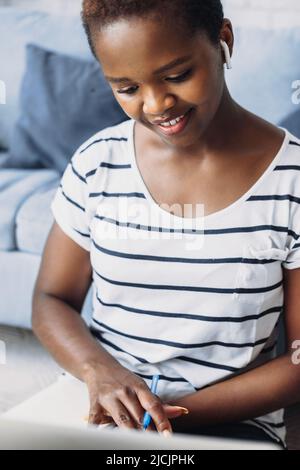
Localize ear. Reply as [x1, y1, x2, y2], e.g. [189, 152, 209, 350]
[220, 18, 234, 57]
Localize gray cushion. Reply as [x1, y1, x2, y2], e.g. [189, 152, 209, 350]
[0, 168, 59, 251]
[16, 182, 59, 255]
[5, 44, 129, 173]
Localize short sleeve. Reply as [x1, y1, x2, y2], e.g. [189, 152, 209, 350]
[282, 205, 300, 269]
[51, 151, 91, 251]
[282, 235, 300, 270]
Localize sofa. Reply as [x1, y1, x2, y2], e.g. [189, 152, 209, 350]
[0, 7, 129, 329]
[0, 6, 300, 331]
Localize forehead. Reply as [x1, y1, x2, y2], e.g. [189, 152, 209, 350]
[93, 17, 204, 77]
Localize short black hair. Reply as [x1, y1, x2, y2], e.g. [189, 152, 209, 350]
[81, 0, 224, 58]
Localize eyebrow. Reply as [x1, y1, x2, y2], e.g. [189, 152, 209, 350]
[105, 55, 193, 84]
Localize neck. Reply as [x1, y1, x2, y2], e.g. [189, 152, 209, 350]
[202, 85, 244, 154]
[192, 86, 244, 156]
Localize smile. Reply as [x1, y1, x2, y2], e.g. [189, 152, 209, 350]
[155, 108, 193, 136]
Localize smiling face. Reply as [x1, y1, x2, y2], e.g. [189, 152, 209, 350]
[92, 16, 231, 152]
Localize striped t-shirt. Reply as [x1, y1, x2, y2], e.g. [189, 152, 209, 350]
[51, 118, 300, 447]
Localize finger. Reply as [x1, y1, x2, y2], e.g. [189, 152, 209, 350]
[145, 421, 156, 432]
[84, 414, 114, 424]
[108, 399, 138, 430]
[117, 389, 146, 428]
[163, 404, 189, 419]
[98, 415, 115, 425]
[88, 391, 114, 426]
[88, 402, 106, 426]
[100, 410, 115, 425]
[136, 389, 173, 435]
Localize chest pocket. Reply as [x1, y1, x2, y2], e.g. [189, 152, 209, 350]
[232, 244, 287, 308]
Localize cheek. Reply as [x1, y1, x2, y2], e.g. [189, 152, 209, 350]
[111, 90, 136, 116]
[109, 93, 134, 118]
[191, 66, 224, 103]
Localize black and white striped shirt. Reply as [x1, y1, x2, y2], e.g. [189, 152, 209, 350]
[51, 119, 300, 446]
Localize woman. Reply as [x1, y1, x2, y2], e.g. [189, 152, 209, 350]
[29, 0, 300, 448]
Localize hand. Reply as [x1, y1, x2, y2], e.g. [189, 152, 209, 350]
[82, 363, 189, 435]
[83, 403, 189, 431]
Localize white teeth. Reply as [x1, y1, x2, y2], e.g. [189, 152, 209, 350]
[159, 114, 185, 127]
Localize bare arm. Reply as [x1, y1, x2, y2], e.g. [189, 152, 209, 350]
[169, 352, 299, 432]
[32, 222, 122, 381]
[168, 267, 300, 431]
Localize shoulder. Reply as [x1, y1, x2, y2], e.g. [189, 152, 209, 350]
[77, 118, 133, 155]
[243, 110, 300, 164]
[278, 127, 300, 169]
[267, 124, 300, 195]
[70, 118, 133, 175]
[284, 130, 300, 153]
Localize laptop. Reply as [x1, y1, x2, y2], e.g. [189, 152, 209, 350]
[0, 417, 282, 450]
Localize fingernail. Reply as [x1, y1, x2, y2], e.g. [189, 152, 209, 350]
[174, 406, 189, 414]
[174, 405, 189, 415]
[162, 429, 172, 438]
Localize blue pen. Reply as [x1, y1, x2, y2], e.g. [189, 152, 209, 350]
[143, 375, 160, 430]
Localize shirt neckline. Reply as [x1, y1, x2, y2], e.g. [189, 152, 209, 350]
[127, 119, 290, 224]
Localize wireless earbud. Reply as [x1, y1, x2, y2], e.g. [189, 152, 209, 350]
[220, 40, 232, 70]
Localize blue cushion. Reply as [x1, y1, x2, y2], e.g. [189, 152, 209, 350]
[279, 109, 300, 139]
[6, 44, 129, 173]
[226, 27, 300, 125]
[0, 7, 93, 150]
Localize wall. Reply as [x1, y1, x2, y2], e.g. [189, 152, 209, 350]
[1, 0, 300, 27]
[0, 0, 300, 28]
[222, 0, 300, 28]
[0, 0, 81, 15]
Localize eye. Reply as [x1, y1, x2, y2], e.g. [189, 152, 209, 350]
[167, 69, 192, 82]
[117, 86, 138, 95]
[116, 69, 192, 95]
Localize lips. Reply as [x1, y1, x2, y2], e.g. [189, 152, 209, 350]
[155, 108, 193, 136]
[151, 112, 188, 125]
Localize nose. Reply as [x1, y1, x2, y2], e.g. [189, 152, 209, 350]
[142, 87, 176, 117]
